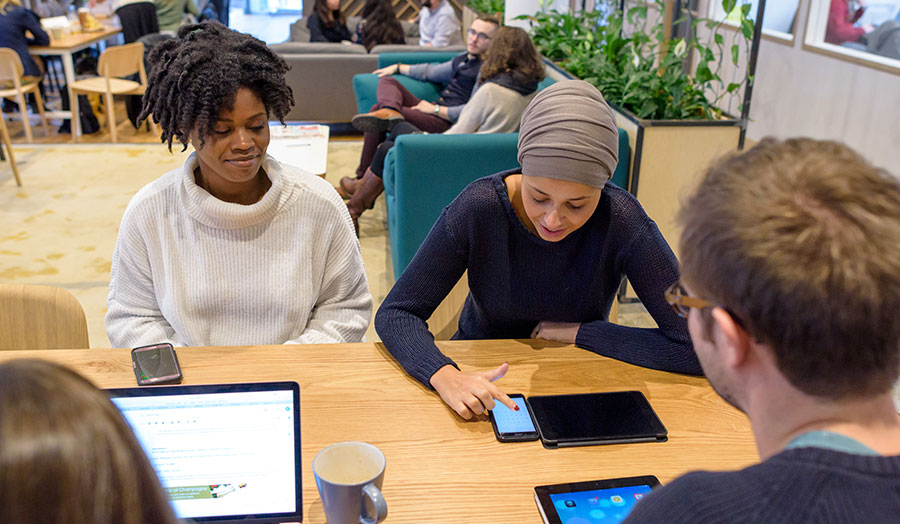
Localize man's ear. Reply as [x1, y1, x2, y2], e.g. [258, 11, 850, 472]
[710, 307, 751, 368]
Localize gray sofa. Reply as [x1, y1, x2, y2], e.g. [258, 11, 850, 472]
[270, 18, 465, 123]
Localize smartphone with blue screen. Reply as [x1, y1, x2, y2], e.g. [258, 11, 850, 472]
[489, 393, 539, 442]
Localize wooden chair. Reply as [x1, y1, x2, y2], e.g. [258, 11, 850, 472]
[0, 111, 21, 186]
[69, 42, 159, 143]
[0, 48, 50, 143]
[0, 284, 90, 350]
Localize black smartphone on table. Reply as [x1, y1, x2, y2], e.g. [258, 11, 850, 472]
[131, 343, 183, 386]
[489, 393, 539, 442]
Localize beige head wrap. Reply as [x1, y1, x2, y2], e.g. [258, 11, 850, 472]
[517, 80, 618, 188]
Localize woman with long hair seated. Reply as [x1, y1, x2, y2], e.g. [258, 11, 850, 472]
[375, 80, 700, 419]
[106, 22, 371, 349]
[0, 359, 178, 524]
[340, 25, 546, 233]
[307, 0, 352, 42]
[355, 0, 405, 51]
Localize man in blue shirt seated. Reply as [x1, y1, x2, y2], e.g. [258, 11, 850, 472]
[624, 138, 900, 524]
[418, 0, 461, 47]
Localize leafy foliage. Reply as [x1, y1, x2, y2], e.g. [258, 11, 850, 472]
[467, 0, 505, 19]
[520, 0, 755, 121]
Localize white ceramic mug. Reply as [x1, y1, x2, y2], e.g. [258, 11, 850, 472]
[313, 442, 387, 524]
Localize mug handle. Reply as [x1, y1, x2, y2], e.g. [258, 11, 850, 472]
[359, 483, 387, 524]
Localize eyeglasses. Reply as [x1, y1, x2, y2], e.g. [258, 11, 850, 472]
[664, 282, 719, 318]
[466, 28, 492, 41]
[664, 282, 746, 328]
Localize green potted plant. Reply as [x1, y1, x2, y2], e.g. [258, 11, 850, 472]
[523, 0, 760, 269]
[462, 0, 505, 32]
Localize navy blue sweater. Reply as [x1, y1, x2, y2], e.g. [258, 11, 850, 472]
[375, 171, 700, 387]
[623, 447, 900, 523]
[0, 6, 49, 78]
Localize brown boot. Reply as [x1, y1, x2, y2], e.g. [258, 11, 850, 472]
[336, 175, 362, 199]
[346, 168, 384, 235]
[352, 108, 404, 134]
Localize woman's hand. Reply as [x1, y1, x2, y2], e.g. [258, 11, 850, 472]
[531, 321, 581, 344]
[429, 364, 518, 420]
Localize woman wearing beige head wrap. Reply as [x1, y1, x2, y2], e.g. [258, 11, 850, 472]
[376, 80, 697, 420]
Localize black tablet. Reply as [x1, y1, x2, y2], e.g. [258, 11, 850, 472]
[528, 391, 667, 448]
[534, 475, 660, 524]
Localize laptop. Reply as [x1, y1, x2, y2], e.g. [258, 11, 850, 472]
[107, 382, 302, 524]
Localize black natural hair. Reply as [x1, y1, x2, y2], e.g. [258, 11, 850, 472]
[139, 22, 294, 152]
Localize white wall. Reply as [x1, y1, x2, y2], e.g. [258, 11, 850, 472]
[745, 1, 900, 174]
[504, 0, 571, 30]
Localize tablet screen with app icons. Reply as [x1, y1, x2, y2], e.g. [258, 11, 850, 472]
[534, 476, 660, 524]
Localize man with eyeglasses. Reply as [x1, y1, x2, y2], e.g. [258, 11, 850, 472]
[343, 16, 499, 197]
[623, 138, 900, 524]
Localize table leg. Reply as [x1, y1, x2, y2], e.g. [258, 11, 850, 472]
[60, 52, 79, 138]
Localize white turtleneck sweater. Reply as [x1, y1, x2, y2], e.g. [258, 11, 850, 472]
[106, 153, 372, 349]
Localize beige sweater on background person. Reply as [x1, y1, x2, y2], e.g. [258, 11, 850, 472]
[105, 154, 372, 349]
[445, 82, 538, 135]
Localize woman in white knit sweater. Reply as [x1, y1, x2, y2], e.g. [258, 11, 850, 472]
[106, 23, 372, 349]
[341, 26, 545, 232]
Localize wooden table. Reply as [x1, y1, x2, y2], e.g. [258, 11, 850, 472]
[0, 340, 758, 523]
[29, 26, 122, 137]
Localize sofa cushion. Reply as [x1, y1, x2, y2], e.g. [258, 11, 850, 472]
[270, 41, 369, 54]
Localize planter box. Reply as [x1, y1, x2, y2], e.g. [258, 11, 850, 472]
[542, 62, 741, 242]
[542, 59, 743, 297]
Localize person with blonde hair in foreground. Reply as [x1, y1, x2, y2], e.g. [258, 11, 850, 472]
[624, 138, 900, 523]
[0, 359, 178, 524]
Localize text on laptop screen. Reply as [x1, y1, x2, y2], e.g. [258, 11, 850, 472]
[111, 390, 297, 519]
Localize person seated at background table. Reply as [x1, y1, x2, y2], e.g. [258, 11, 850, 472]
[307, 0, 352, 43]
[341, 25, 544, 234]
[106, 22, 371, 349]
[345, 16, 498, 198]
[0, 0, 48, 84]
[375, 80, 699, 419]
[418, 0, 460, 47]
[0, 359, 179, 524]
[623, 138, 900, 523]
[355, 0, 405, 51]
[155, 0, 199, 33]
[825, 0, 874, 45]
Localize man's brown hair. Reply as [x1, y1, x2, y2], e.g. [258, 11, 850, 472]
[679, 137, 900, 399]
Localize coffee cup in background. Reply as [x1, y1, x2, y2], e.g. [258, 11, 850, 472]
[77, 7, 89, 30]
[313, 442, 387, 524]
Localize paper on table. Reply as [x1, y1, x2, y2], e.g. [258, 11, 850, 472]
[266, 124, 330, 176]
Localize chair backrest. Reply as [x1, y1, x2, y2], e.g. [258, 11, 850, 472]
[0, 48, 24, 83]
[98, 42, 145, 80]
[116, 2, 160, 44]
[0, 284, 90, 350]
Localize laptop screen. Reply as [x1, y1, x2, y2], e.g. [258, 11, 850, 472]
[107, 382, 302, 523]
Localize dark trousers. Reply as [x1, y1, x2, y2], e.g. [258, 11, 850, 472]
[370, 122, 422, 178]
[356, 77, 451, 176]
